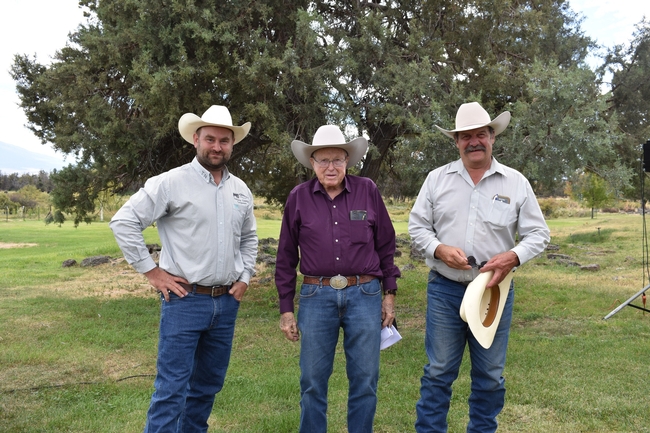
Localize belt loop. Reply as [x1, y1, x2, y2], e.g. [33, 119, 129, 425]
[318, 276, 323, 288]
[192, 283, 198, 294]
[355, 275, 360, 286]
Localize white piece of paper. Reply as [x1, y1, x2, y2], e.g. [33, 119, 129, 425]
[380, 325, 402, 350]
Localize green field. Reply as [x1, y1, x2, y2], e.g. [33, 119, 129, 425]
[1, 211, 649, 432]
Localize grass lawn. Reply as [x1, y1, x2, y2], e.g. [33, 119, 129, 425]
[1, 209, 649, 432]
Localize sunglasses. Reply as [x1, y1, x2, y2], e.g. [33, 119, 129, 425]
[467, 256, 487, 270]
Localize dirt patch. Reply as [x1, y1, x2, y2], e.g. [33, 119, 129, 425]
[0, 242, 38, 249]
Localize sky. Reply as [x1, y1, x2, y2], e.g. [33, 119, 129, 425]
[0, 0, 648, 165]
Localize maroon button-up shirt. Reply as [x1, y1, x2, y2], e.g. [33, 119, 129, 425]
[275, 175, 401, 313]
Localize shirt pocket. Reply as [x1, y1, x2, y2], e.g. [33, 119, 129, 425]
[231, 203, 246, 235]
[485, 199, 512, 227]
[350, 220, 372, 244]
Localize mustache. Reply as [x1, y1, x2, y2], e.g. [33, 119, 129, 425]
[465, 145, 486, 153]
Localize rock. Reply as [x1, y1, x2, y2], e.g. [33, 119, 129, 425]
[401, 263, 416, 271]
[393, 249, 403, 258]
[581, 264, 600, 272]
[395, 234, 411, 247]
[62, 259, 77, 268]
[261, 245, 277, 255]
[80, 255, 111, 267]
[146, 243, 161, 253]
[256, 253, 276, 265]
[547, 253, 572, 260]
[410, 243, 425, 261]
[546, 244, 560, 251]
[557, 259, 581, 267]
[259, 237, 278, 245]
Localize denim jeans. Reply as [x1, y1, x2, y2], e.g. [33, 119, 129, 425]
[415, 271, 514, 433]
[143, 291, 240, 433]
[297, 278, 383, 433]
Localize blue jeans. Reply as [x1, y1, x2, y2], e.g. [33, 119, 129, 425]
[415, 271, 514, 433]
[297, 278, 383, 433]
[143, 291, 240, 433]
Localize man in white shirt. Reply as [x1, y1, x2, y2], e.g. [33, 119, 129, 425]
[110, 105, 258, 433]
[409, 102, 550, 433]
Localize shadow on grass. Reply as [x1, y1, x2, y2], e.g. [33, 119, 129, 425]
[567, 228, 614, 243]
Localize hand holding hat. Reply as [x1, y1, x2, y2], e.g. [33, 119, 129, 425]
[459, 270, 514, 349]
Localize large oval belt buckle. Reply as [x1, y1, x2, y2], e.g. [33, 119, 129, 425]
[329, 274, 348, 290]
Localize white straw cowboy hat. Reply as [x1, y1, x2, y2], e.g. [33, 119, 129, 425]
[436, 102, 511, 139]
[178, 105, 251, 145]
[459, 270, 514, 349]
[291, 125, 368, 169]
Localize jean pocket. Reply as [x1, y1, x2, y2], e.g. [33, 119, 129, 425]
[299, 284, 320, 298]
[427, 270, 440, 284]
[360, 280, 381, 296]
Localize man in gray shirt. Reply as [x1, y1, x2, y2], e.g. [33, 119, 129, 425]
[110, 105, 258, 433]
[409, 102, 549, 433]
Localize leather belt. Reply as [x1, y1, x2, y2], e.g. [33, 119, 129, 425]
[302, 274, 377, 289]
[178, 282, 230, 297]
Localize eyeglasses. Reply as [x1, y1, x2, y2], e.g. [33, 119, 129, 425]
[312, 157, 347, 168]
[467, 256, 487, 270]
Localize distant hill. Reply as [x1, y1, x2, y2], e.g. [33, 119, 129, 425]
[0, 141, 69, 174]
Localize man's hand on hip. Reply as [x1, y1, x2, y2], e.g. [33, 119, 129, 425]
[229, 281, 248, 302]
[144, 267, 188, 302]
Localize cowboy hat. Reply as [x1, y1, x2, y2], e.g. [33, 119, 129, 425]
[178, 105, 251, 145]
[291, 125, 368, 169]
[436, 102, 511, 139]
[459, 270, 514, 349]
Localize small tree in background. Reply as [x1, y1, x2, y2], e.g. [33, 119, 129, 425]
[569, 172, 613, 218]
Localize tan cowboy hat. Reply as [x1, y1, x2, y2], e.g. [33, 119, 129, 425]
[178, 105, 251, 145]
[291, 125, 368, 169]
[459, 270, 514, 349]
[436, 102, 511, 139]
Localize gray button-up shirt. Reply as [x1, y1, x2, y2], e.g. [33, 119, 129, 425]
[408, 158, 550, 283]
[110, 158, 258, 286]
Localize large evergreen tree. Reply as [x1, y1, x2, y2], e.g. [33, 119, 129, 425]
[11, 0, 627, 223]
[604, 19, 650, 197]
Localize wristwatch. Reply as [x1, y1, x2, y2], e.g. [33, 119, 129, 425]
[384, 289, 397, 296]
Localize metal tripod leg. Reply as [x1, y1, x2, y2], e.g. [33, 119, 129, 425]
[603, 283, 650, 320]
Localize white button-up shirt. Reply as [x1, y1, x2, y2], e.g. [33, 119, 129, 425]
[409, 157, 550, 283]
[110, 158, 258, 286]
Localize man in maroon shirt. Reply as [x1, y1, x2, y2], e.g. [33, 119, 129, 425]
[275, 125, 401, 433]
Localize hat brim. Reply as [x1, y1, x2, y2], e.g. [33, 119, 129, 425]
[435, 111, 511, 139]
[291, 137, 368, 169]
[459, 270, 513, 349]
[178, 113, 251, 145]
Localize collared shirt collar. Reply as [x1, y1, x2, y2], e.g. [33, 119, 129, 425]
[190, 157, 231, 184]
[446, 157, 509, 179]
[311, 175, 351, 195]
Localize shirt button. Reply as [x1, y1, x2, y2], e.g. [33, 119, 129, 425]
[336, 257, 340, 260]
[333, 205, 336, 208]
[335, 239, 339, 242]
[334, 222, 338, 225]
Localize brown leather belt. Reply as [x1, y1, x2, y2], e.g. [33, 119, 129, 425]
[302, 274, 377, 289]
[178, 282, 230, 297]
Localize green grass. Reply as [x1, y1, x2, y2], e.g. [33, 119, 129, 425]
[1, 212, 650, 432]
